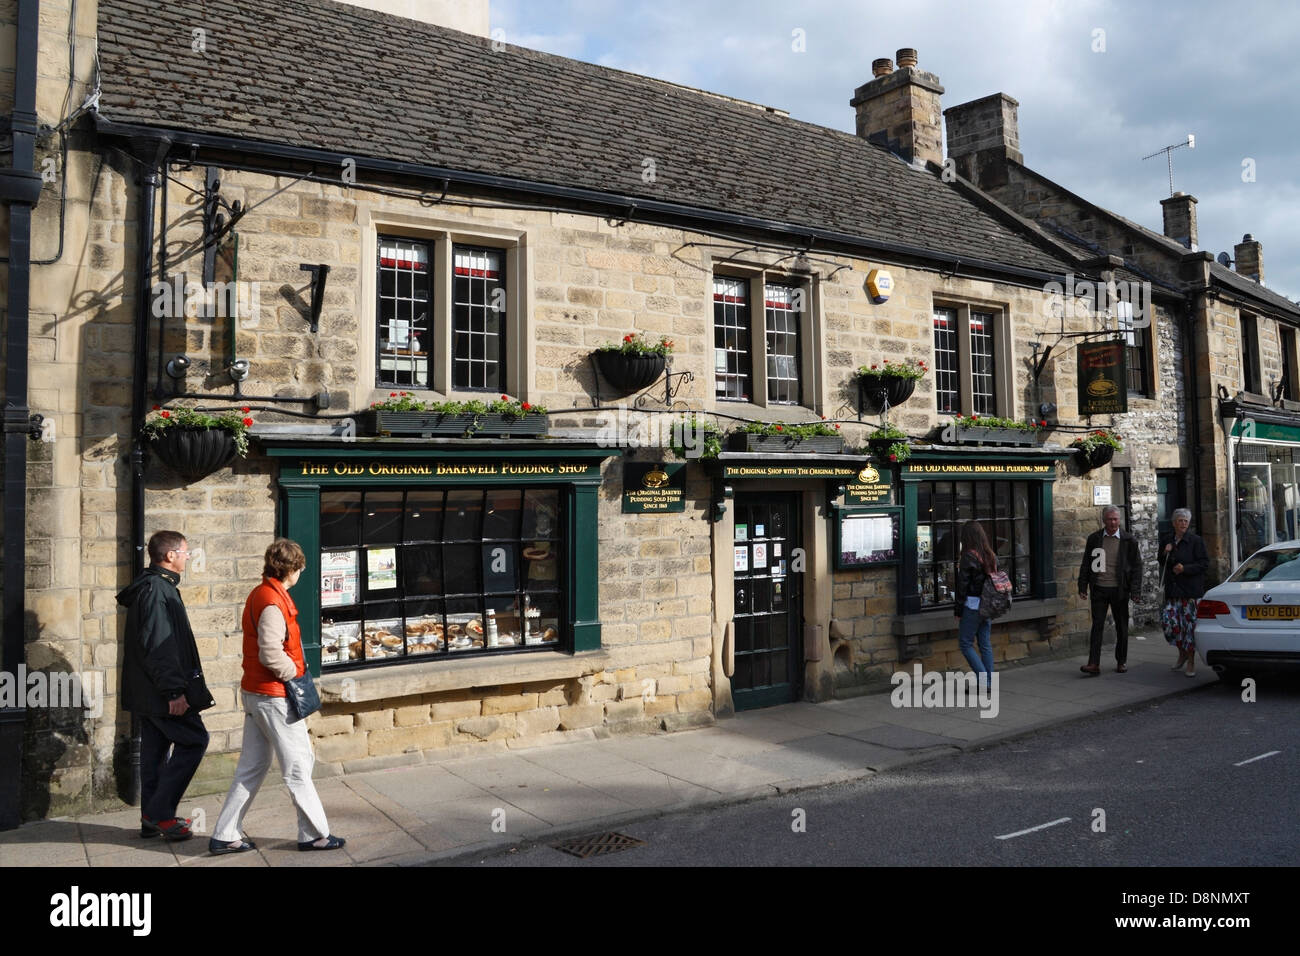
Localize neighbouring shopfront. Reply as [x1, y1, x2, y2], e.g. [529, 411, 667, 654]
[1225, 411, 1300, 564]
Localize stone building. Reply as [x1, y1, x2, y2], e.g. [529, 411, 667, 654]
[3, 0, 1167, 824]
[946, 91, 1300, 582]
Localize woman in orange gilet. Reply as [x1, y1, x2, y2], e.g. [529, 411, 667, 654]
[210, 538, 345, 854]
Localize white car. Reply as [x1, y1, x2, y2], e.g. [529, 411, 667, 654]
[1195, 542, 1300, 681]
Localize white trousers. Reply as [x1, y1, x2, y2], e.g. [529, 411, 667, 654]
[213, 689, 330, 843]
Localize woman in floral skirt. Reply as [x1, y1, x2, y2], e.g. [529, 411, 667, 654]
[1158, 508, 1209, 677]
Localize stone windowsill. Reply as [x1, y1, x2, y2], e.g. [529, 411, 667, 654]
[317, 649, 612, 704]
[891, 598, 1068, 637]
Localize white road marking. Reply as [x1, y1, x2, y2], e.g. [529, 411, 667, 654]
[1234, 750, 1281, 767]
[995, 817, 1072, 840]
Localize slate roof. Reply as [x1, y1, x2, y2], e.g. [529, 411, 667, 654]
[94, 0, 1079, 277]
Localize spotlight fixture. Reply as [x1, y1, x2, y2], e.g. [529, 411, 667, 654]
[164, 354, 191, 379]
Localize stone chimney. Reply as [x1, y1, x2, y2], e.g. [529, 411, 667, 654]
[850, 48, 945, 166]
[1235, 234, 1264, 284]
[943, 93, 1023, 189]
[1160, 192, 1198, 251]
[334, 0, 490, 36]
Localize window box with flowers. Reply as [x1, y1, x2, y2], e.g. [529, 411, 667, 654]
[142, 405, 254, 482]
[1070, 429, 1122, 471]
[593, 333, 673, 395]
[941, 414, 1046, 447]
[727, 420, 844, 454]
[866, 423, 911, 463]
[856, 358, 927, 414]
[363, 393, 548, 438]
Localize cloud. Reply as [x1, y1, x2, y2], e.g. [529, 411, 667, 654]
[491, 0, 1300, 297]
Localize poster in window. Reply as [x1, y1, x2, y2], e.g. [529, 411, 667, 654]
[734, 546, 749, 572]
[320, 551, 358, 607]
[735, 524, 748, 542]
[366, 547, 398, 591]
[752, 543, 767, 568]
[917, 525, 932, 563]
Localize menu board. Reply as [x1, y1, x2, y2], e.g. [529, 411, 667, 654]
[836, 509, 901, 569]
[320, 551, 358, 607]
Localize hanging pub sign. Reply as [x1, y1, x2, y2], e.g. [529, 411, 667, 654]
[623, 461, 686, 513]
[1077, 340, 1128, 415]
[844, 463, 892, 505]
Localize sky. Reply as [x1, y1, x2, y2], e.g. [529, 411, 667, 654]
[490, 0, 1300, 301]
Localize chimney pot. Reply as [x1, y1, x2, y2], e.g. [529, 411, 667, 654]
[896, 48, 918, 68]
[872, 58, 894, 77]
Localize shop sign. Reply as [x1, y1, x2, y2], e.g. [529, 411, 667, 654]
[623, 461, 686, 513]
[1077, 340, 1128, 415]
[723, 464, 860, 479]
[845, 464, 892, 505]
[903, 462, 1054, 478]
[295, 460, 601, 478]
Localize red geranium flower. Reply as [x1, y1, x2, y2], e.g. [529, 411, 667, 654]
[834, 423, 841, 430]
[241, 406, 251, 413]
[889, 453, 898, 462]
[624, 334, 634, 343]
[390, 392, 397, 397]
[160, 410, 170, 418]
[242, 417, 254, 427]
[871, 364, 878, 370]
[521, 402, 531, 411]
[972, 415, 979, 421]
[775, 425, 784, 432]
[152, 404, 161, 411]
[1039, 419, 1047, 426]
[501, 394, 509, 401]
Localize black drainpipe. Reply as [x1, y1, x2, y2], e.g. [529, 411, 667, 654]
[124, 134, 169, 805]
[0, 0, 44, 832]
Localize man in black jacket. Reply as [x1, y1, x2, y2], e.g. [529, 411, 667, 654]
[1077, 505, 1143, 675]
[118, 530, 210, 839]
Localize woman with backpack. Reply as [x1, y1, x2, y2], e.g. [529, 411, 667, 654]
[954, 521, 999, 688]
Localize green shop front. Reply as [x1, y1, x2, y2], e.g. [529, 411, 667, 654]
[265, 440, 615, 680]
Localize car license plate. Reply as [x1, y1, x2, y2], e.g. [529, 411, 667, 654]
[1245, 605, 1300, 620]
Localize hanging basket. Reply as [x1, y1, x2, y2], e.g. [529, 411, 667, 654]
[858, 373, 916, 414]
[1075, 443, 1115, 472]
[593, 351, 667, 394]
[147, 428, 239, 482]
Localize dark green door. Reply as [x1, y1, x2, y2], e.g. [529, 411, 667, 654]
[731, 494, 803, 710]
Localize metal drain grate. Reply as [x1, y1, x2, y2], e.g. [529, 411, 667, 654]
[551, 831, 646, 859]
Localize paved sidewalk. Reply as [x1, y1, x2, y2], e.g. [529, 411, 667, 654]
[0, 629, 1216, 867]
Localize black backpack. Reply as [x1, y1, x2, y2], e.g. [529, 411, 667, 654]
[980, 569, 1013, 619]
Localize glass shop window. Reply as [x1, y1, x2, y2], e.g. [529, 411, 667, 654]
[318, 487, 564, 667]
[916, 479, 1034, 608]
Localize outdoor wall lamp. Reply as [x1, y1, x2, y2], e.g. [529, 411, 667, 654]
[164, 354, 191, 379]
[711, 483, 733, 522]
[228, 358, 250, 383]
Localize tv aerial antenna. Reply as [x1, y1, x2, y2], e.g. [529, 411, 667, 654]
[1142, 134, 1195, 197]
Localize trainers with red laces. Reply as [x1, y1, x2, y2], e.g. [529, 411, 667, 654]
[141, 815, 192, 839]
[142, 817, 193, 841]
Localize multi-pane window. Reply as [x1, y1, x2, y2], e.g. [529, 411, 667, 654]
[1117, 301, 1149, 396]
[916, 480, 1034, 608]
[764, 283, 801, 404]
[714, 276, 752, 401]
[933, 308, 959, 414]
[1241, 313, 1261, 394]
[969, 311, 996, 415]
[377, 237, 432, 388]
[1111, 467, 1131, 531]
[453, 246, 506, 390]
[318, 487, 563, 667]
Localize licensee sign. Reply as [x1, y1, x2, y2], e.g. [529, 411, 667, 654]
[1078, 340, 1128, 415]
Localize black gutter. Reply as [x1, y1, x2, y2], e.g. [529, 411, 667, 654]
[92, 115, 1086, 291]
[0, 0, 44, 832]
[124, 134, 169, 806]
